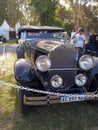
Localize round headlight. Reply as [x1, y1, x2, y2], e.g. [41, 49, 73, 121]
[18, 39, 24, 44]
[75, 74, 87, 86]
[35, 55, 51, 72]
[79, 55, 94, 70]
[51, 75, 63, 88]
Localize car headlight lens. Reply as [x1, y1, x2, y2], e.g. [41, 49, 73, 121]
[79, 55, 94, 70]
[18, 39, 24, 44]
[75, 74, 87, 86]
[35, 55, 51, 72]
[51, 75, 63, 88]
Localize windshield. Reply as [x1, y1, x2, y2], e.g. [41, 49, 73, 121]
[20, 31, 63, 40]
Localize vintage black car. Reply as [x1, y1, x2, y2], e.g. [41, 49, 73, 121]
[15, 26, 98, 113]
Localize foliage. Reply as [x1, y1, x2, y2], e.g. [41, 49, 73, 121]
[65, 0, 98, 32]
[57, 6, 74, 32]
[7, 0, 23, 27]
[0, 0, 23, 27]
[0, 0, 7, 25]
[0, 0, 98, 32]
[30, 0, 60, 25]
[82, 5, 98, 33]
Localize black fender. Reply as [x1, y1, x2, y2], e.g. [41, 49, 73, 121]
[91, 57, 98, 77]
[16, 45, 25, 59]
[88, 57, 98, 91]
[14, 59, 36, 82]
[88, 69, 98, 92]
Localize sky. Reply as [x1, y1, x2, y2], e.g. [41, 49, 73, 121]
[59, 0, 69, 8]
[59, 0, 65, 5]
[59, 0, 65, 6]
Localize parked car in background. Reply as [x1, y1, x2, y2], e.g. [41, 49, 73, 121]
[85, 33, 98, 56]
[15, 26, 98, 114]
[0, 35, 6, 44]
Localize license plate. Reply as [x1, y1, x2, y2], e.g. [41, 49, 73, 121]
[61, 95, 85, 103]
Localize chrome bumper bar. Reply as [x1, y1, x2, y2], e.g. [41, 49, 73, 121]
[24, 92, 98, 105]
[24, 95, 61, 105]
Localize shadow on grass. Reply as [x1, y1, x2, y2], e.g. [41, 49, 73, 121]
[12, 91, 98, 130]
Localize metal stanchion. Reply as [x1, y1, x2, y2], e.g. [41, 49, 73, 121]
[0, 44, 7, 66]
[1, 44, 7, 60]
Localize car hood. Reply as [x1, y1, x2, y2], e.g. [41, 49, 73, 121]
[36, 40, 63, 52]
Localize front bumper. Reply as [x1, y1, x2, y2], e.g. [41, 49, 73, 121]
[24, 95, 61, 105]
[23, 91, 98, 105]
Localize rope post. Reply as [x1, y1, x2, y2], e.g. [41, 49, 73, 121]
[2, 44, 7, 59]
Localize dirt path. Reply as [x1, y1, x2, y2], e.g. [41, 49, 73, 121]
[0, 44, 17, 54]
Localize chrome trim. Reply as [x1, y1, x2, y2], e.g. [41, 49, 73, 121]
[49, 68, 80, 71]
[24, 91, 98, 105]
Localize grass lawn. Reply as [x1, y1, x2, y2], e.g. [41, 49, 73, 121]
[6, 40, 17, 44]
[0, 52, 98, 130]
[0, 40, 17, 46]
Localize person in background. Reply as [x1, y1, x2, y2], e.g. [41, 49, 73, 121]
[71, 27, 85, 56]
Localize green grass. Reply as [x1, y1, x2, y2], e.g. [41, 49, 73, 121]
[0, 52, 98, 130]
[6, 40, 17, 44]
[0, 41, 17, 47]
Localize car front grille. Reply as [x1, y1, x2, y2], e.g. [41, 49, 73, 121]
[48, 47, 78, 90]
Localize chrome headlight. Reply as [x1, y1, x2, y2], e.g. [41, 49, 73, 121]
[35, 55, 51, 72]
[18, 39, 24, 44]
[51, 75, 63, 88]
[79, 55, 94, 70]
[75, 74, 87, 86]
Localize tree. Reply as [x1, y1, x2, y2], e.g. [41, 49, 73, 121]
[7, 0, 23, 27]
[0, 0, 23, 27]
[63, 0, 98, 32]
[30, 0, 60, 25]
[0, 0, 97, 33]
[0, 0, 7, 25]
